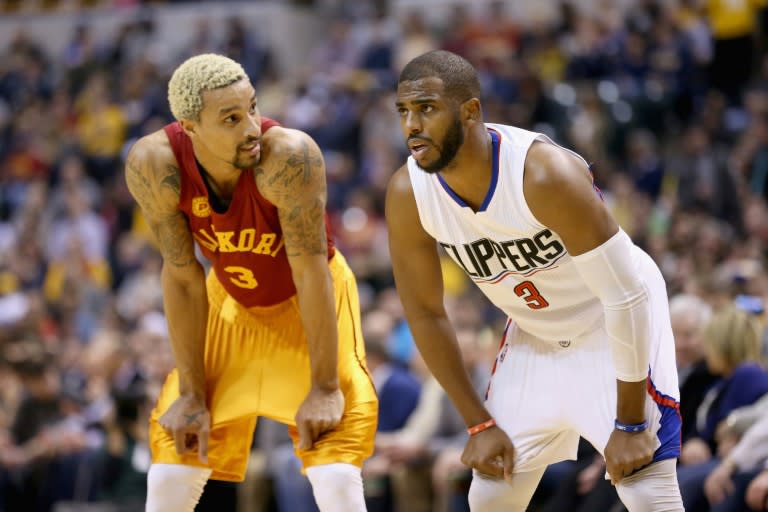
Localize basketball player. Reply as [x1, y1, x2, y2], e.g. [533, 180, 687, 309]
[124, 54, 377, 512]
[385, 50, 683, 511]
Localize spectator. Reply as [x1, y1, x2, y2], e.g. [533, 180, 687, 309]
[669, 293, 720, 444]
[678, 305, 768, 511]
[703, 394, 768, 511]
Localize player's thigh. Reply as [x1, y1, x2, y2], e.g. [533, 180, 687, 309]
[615, 459, 683, 512]
[329, 251, 377, 403]
[205, 250, 376, 424]
[568, 326, 680, 465]
[204, 272, 312, 424]
[468, 467, 546, 512]
[486, 323, 579, 472]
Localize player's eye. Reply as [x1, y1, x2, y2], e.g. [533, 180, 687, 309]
[421, 105, 434, 113]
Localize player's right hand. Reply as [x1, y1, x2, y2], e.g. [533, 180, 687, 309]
[461, 426, 515, 480]
[159, 394, 211, 464]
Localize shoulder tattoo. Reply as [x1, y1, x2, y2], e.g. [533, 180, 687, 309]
[125, 151, 194, 267]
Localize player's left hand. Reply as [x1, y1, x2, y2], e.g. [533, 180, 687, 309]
[604, 428, 655, 485]
[295, 386, 345, 450]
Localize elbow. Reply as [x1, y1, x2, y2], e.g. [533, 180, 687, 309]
[161, 260, 205, 289]
[403, 305, 447, 327]
[291, 261, 332, 293]
[603, 286, 648, 312]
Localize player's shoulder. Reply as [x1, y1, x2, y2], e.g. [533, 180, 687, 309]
[126, 128, 177, 172]
[385, 163, 421, 228]
[386, 163, 413, 200]
[255, 126, 325, 202]
[262, 125, 320, 160]
[124, 128, 182, 212]
[524, 140, 588, 191]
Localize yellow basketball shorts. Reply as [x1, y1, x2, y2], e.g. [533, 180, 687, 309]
[149, 251, 378, 481]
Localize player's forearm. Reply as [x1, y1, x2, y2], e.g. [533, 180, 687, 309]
[616, 379, 647, 425]
[571, 230, 651, 424]
[408, 315, 491, 427]
[161, 264, 208, 398]
[293, 265, 339, 390]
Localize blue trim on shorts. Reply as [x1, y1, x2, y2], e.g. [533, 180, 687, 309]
[648, 376, 681, 462]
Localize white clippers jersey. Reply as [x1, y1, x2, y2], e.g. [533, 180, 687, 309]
[408, 123, 621, 342]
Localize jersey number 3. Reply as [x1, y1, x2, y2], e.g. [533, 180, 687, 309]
[224, 265, 259, 289]
[514, 281, 549, 309]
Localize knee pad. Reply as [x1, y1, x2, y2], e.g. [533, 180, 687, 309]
[146, 463, 212, 512]
[306, 463, 365, 512]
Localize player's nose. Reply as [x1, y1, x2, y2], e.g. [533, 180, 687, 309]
[404, 112, 422, 134]
[244, 114, 261, 139]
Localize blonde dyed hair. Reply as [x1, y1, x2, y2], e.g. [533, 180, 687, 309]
[703, 305, 764, 372]
[167, 54, 247, 121]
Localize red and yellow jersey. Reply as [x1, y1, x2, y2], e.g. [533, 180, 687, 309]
[163, 119, 335, 307]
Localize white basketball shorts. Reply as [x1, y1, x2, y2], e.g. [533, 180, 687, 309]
[484, 250, 681, 473]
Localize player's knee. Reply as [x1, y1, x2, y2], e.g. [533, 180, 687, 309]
[146, 463, 212, 512]
[468, 476, 511, 511]
[468, 473, 538, 512]
[616, 459, 683, 512]
[306, 462, 365, 512]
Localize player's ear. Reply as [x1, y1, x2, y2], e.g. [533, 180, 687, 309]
[461, 98, 482, 123]
[179, 119, 197, 137]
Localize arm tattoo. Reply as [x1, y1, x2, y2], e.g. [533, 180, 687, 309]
[125, 158, 157, 216]
[161, 165, 182, 195]
[125, 149, 195, 267]
[263, 141, 327, 257]
[299, 142, 311, 183]
[184, 411, 205, 426]
[283, 197, 326, 256]
[267, 149, 321, 188]
[149, 213, 196, 267]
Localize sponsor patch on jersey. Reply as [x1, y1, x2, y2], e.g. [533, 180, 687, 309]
[192, 196, 212, 218]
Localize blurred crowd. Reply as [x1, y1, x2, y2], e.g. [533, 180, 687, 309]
[1, 0, 768, 511]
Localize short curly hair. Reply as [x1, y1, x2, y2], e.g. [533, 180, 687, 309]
[167, 54, 247, 121]
[399, 50, 481, 104]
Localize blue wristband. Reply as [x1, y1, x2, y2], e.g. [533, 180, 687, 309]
[614, 419, 647, 433]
